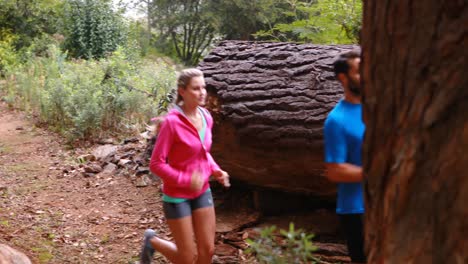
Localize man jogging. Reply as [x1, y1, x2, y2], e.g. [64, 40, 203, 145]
[323, 50, 366, 263]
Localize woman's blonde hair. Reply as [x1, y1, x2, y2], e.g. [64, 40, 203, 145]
[175, 68, 204, 105]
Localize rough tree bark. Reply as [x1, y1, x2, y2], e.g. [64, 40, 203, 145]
[199, 41, 357, 195]
[362, 1, 467, 263]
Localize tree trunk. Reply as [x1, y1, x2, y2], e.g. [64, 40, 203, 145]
[199, 41, 357, 195]
[147, 0, 152, 46]
[361, 1, 468, 263]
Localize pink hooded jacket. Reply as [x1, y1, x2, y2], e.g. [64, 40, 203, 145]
[149, 106, 221, 199]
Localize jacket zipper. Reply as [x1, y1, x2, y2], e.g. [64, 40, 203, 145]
[176, 107, 207, 151]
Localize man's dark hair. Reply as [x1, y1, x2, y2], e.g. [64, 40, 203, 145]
[333, 50, 361, 77]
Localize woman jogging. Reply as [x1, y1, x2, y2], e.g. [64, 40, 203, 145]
[140, 68, 230, 264]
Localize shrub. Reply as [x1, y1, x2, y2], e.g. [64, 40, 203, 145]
[246, 223, 319, 264]
[63, 0, 126, 59]
[0, 31, 20, 75]
[1, 44, 176, 142]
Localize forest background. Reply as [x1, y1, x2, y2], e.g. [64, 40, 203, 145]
[0, 0, 361, 143]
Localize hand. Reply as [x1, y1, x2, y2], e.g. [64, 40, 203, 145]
[213, 170, 230, 188]
[190, 169, 204, 192]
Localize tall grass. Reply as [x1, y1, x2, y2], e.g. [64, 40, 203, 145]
[0, 44, 176, 142]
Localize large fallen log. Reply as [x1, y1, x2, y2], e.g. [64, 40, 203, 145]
[199, 41, 358, 195]
[0, 244, 31, 264]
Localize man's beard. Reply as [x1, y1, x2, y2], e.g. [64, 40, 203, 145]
[348, 77, 361, 96]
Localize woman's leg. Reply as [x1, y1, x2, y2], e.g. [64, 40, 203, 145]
[148, 216, 197, 264]
[192, 207, 216, 264]
[191, 192, 216, 264]
[147, 201, 198, 264]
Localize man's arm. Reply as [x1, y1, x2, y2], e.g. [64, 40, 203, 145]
[325, 163, 362, 183]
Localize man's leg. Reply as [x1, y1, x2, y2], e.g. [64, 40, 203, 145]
[340, 213, 366, 263]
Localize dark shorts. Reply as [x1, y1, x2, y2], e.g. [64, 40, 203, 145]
[340, 213, 367, 263]
[163, 191, 214, 219]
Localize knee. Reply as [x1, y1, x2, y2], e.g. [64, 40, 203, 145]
[198, 243, 215, 259]
[179, 250, 197, 264]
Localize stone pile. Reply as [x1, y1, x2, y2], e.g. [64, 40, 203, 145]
[64, 128, 157, 188]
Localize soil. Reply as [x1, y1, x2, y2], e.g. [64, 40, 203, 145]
[0, 102, 350, 264]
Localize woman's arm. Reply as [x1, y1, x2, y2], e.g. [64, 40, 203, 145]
[207, 152, 221, 174]
[149, 119, 191, 188]
[203, 107, 230, 187]
[212, 169, 230, 188]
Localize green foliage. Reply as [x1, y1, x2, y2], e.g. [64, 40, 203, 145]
[0, 0, 363, 142]
[121, 0, 361, 65]
[127, 21, 154, 57]
[0, 0, 64, 75]
[210, 0, 292, 40]
[0, 0, 63, 49]
[0, 31, 20, 75]
[148, 0, 217, 66]
[23, 34, 64, 58]
[63, 0, 127, 59]
[1, 44, 176, 141]
[0, 31, 63, 76]
[246, 223, 319, 264]
[144, 0, 299, 64]
[255, 0, 362, 44]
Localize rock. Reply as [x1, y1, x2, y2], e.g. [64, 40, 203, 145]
[0, 244, 32, 264]
[102, 163, 118, 175]
[62, 165, 73, 173]
[147, 173, 161, 183]
[225, 240, 248, 250]
[140, 131, 152, 140]
[197, 41, 359, 195]
[98, 138, 115, 145]
[83, 172, 96, 178]
[112, 155, 121, 164]
[316, 255, 351, 263]
[216, 208, 260, 233]
[212, 255, 240, 264]
[136, 166, 149, 176]
[92, 145, 118, 161]
[214, 243, 238, 256]
[145, 136, 157, 159]
[78, 154, 96, 162]
[314, 242, 348, 256]
[133, 156, 144, 166]
[223, 232, 245, 242]
[15, 126, 24, 130]
[135, 175, 149, 187]
[118, 159, 132, 167]
[84, 164, 103, 173]
[119, 151, 135, 159]
[123, 137, 139, 144]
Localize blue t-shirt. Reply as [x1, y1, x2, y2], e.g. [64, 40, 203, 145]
[324, 100, 365, 214]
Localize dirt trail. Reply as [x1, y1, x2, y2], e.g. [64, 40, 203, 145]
[0, 102, 350, 264]
[0, 103, 177, 263]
